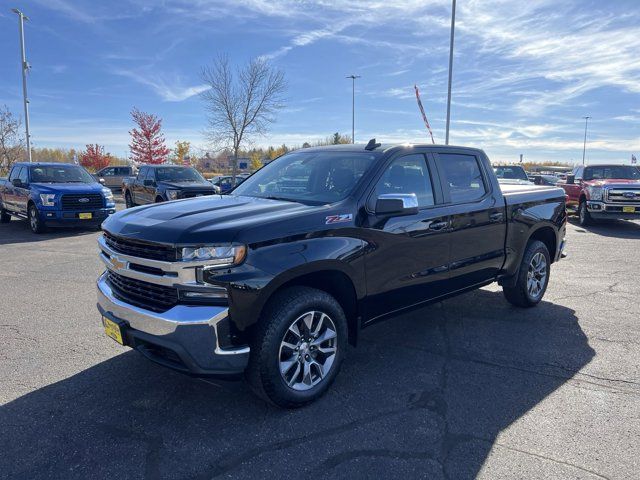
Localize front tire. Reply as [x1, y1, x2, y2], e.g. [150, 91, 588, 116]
[125, 191, 134, 208]
[155, 196, 164, 203]
[503, 240, 550, 308]
[28, 204, 46, 234]
[578, 199, 593, 226]
[246, 286, 348, 408]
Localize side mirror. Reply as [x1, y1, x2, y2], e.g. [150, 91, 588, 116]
[143, 179, 154, 187]
[99, 178, 106, 185]
[375, 193, 419, 216]
[11, 178, 23, 188]
[565, 174, 575, 185]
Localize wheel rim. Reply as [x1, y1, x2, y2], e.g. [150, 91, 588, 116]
[527, 252, 547, 299]
[278, 311, 338, 391]
[29, 207, 38, 230]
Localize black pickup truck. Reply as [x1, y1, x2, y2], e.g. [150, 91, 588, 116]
[97, 142, 567, 407]
[122, 164, 215, 208]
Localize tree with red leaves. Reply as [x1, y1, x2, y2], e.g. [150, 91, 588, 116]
[128, 108, 170, 164]
[79, 144, 112, 171]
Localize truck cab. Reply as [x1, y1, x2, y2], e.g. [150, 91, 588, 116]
[560, 164, 640, 225]
[0, 162, 116, 233]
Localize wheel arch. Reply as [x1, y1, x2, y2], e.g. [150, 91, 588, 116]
[254, 267, 361, 347]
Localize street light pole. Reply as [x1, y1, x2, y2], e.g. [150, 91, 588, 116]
[582, 116, 591, 166]
[12, 8, 32, 162]
[346, 74, 360, 144]
[445, 0, 456, 145]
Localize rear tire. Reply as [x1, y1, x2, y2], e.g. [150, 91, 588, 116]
[578, 199, 593, 226]
[245, 286, 348, 408]
[125, 191, 134, 208]
[0, 207, 10, 223]
[28, 204, 46, 234]
[503, 240, 550, 308]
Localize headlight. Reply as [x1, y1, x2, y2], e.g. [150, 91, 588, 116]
[181, 244, 247, 267]
[166, 189, 180, 200]
[39, 194, 56, 206]
[587, 186, 603, 201]
[102, 188, 114, 202]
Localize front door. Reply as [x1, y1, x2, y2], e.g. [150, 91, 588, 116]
[362, 152, 451, 323]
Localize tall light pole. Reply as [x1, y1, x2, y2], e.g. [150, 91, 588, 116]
[582, 116, 591, 165]
[445, 0, 456, 145]
[12, 8, 32, 162]
[346, 74, 360, 144]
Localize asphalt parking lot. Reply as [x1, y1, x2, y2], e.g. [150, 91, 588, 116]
[1, 213, 639, 479]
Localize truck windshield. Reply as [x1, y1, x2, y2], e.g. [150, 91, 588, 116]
[30, 165, 95, 183]
[231, 150, 379, 204]
[155, 167, 205, 183]
[493, 166, 529, 181]
[583, 166, 640, 180]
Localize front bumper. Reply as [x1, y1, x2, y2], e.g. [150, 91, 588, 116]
[587, 201, 640, 220]
[40, 207, 116, 225]
[96, 272, 250, 376]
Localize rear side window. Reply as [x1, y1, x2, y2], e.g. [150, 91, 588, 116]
[373, 154, 435, 208]
[438, 153, 487, 203]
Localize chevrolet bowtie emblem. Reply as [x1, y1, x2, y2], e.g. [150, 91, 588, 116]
[110, 256, 126, 270]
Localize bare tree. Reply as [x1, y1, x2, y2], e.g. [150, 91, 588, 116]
[200, 55, 286, 184]
[0, 105, 25, 175]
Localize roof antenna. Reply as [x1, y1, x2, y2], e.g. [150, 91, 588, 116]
[364, 138, 381, 151]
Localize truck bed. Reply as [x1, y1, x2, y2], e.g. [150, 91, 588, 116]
[500, 183, 566, 206]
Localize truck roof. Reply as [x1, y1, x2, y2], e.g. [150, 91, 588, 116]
[299, 143, 485, 155]
[13, 162, 80, 167]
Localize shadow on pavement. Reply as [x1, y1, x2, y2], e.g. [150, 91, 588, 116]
[0, 289, 594, 479]
[568, 217, 640, 239]
[0, 219, 101, 245]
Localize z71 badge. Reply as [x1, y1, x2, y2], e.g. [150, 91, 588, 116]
[325, 214, 353, 224]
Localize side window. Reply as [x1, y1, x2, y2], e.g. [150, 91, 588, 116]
[372, 154, 434, 208]
[9, 166, 22, 182]
[438, 153, 487, 203]
[18, 167, 29, 184]
[145, 168, 156, 181]
[137, 167, 147, 180]
[102, 168, 115, 177]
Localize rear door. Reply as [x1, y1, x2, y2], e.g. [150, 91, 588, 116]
[434, 149, 507, 290]
[4, 166, 21, 211]
[362, 151, 451, 322]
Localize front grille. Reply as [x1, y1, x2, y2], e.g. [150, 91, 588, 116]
[61, 193, 103, 210]
[607, 189, 640, 203]
[106, 270, 178, 313]
[182, 190, 215, 199]
[103, 232, 177, 262]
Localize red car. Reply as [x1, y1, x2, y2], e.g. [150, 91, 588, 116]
[560, 164, 640, 226]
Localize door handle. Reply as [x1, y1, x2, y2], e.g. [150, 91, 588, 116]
[429, 220, 449, 231]
[489, 212, 504, 222]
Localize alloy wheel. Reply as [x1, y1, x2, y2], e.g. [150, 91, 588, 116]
[527, 252, 547, 299]
[278, 311, 337, 391]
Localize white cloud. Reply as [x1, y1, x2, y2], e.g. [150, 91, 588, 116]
[113, 69, 209, 102]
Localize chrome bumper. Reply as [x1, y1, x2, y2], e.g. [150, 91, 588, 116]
[97, 272, 249, 376]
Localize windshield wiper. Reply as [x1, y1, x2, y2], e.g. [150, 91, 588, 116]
[262, 195, 297, 203]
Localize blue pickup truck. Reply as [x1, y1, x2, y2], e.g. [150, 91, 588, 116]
[0, 162, 116, 233]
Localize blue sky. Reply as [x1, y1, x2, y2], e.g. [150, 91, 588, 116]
[0, 0, 639, 164]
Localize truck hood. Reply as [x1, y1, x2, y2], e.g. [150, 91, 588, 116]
[585, 179, 640, 187]
[158, 181, 215, 190]
[31, 182, 105, 193]
[103, 194, 318, 245]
